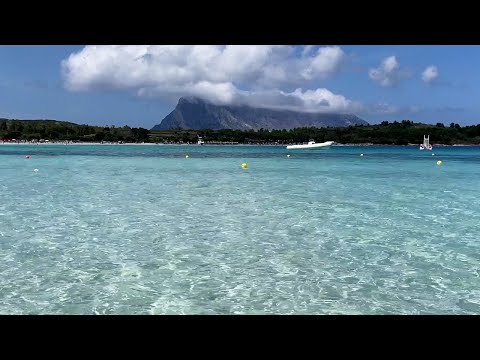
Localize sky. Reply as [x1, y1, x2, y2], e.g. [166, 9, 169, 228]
[0, 45, 479, 128]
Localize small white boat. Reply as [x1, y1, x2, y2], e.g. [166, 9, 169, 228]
[419, 135, 432, 150]
[286, 140, 334, 150]
[197, 136, 205, 145]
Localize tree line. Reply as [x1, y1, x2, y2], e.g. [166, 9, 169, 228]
[0, 119, 150, 143]
[2, 119, 480, 145]
[154, 120, 480, 145]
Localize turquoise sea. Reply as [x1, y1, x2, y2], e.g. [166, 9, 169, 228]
[1, 144, 479, 314]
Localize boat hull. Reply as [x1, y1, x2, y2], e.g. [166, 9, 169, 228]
[286, 141, 334, 150]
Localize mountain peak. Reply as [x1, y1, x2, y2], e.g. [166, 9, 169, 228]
[178, 96, 206, 105]
[153, 98, 368, 131]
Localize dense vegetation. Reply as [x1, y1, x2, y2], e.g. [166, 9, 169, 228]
[153, 120, 480, 145]
[0, 119, 150, 143]
[2, 118, 480, 145]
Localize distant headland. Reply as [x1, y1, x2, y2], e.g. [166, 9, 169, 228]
[1, 118, 480, 146]
[151, 96, 368, 131]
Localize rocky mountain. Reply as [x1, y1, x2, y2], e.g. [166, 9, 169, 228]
[151, 97, 368, 131]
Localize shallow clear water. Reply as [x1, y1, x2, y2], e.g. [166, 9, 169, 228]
[1, 144, 480, 314]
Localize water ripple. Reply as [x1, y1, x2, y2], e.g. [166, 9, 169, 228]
[0, 145, 479, 314]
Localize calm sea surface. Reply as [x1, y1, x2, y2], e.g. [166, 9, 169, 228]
[1, 144, 479, 314]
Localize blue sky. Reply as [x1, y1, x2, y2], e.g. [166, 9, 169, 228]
[0, 45, 479, 128]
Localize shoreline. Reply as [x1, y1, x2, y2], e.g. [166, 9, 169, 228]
[1, 141, 479, 147]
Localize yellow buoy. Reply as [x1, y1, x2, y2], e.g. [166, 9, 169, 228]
[185, 155, 189, 159]
[437, 160, 442, 165]
[241, 163, 248, 169]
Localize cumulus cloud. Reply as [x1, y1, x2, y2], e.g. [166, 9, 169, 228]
[421, 65, 439, 84]
[238, 88, 363, 113]
[61, 45, 359, 113]
[368, 56, 403, 87]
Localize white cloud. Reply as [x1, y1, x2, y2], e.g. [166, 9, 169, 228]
[236, 88, 363, 113]
[369, 56, 402, 87]
[302, 45, 315, 57]
[62, 45, 358, 113]
[299, 46, 345, 82]
[421, 65, 439, 84]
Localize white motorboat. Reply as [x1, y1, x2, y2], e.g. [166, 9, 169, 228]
[419, 135, 432, 150]
[197, 136, 205, 145]
[286, 140, 334, 150]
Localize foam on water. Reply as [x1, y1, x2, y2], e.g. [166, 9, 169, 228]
[1, 144, 480, 314]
